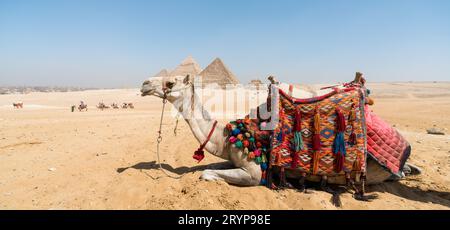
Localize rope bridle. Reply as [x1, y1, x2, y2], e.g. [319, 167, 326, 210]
[154, 79, 218, 179]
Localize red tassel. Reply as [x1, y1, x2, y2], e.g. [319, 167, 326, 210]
[349, 132, 356, 145]
[291, 152, 299, 169]
[335, 153, 345, 173]
[313, 134, 321, 151]
[294, 109, 302, 132]
[193, 149, 205, 163]
[336, 108, 346, 132]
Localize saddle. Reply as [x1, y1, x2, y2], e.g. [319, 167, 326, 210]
[225, 76, 411, 187]
[269, 87, 366, 177]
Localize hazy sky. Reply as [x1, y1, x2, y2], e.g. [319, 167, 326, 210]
[1, 0, 449, 87]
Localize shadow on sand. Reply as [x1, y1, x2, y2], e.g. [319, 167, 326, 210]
[367, 180, 450, 208]
[117, 161, 231, 175]
[118, 162, 450, 208]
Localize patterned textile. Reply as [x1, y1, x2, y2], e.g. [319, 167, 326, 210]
[365, 107, 411, 176]
[225, 84, 413, 185]
[270, 88, 367, 176]
[225, 117, 272, 184]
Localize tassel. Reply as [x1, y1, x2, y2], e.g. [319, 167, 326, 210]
[333, 132, 346, 154]
[312, 151, 320, 174]
[193, 149, 205, 163]
[333, 108, 347, 173]
[312, 108, 321, 151]
[291, 151, 299, 169]
[335, 153, 345, 173]
[293, 109, 304, 151]
[336, 108, 346, 131]
[349, 132, 356, 146]
[276, 132, 283, 142]
[294, 132, 303, 151]
[313, 134, 321, 151]
[260, 170, 267, 185]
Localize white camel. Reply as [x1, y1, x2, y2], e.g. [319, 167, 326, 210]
[140, 75, 419, 188]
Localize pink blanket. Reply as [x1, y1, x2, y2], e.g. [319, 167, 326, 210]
[365, 106, 411, 176]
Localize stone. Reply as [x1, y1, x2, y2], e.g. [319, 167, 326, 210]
[426, 128, 445, 135]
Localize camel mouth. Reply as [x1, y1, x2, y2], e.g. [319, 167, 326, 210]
[140, 88, 154, 97]
[140, 82, 155, 96]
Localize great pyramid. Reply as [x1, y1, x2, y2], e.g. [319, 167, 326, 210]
[169, 56, 203, 78]
[199, 58, 240, 88]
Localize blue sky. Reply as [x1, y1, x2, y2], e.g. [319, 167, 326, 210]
[1, 0, 449, 87]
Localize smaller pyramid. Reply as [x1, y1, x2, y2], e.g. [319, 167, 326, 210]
[152, 69, 169, 79]
[170, 56, 202, 78]
[199, 58, 240, 88]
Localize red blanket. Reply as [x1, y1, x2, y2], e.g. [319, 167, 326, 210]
[365, 107, 411, 176]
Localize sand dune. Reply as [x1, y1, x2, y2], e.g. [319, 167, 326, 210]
[0, 82, 449, 209]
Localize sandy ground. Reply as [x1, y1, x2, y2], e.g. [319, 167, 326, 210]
[0, 82, 449, 210]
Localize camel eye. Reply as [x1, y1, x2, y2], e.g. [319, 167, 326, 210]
[165, 81, 175, 89]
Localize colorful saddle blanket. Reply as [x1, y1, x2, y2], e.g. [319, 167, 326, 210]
[225, 85, 411, 184]
[270, 88, 366, 176]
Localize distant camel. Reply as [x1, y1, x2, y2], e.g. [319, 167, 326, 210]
[97, 102, 109, 110]
[122, 103, 134, 109]
[13, 102, 23, 109]
[111, 103, 119, 109]
[78, 103, 88, 111]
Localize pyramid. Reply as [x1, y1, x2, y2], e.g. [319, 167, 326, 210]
[199, 58, 240, 88]
[169, 56, 202, 78]
[152, 69, 169, 79]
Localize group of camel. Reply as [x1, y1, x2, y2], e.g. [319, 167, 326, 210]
[74, 101, 134, 112]
[96, 102, 134, 110]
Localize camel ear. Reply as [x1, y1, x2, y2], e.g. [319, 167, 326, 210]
[183, 75, 190, 85]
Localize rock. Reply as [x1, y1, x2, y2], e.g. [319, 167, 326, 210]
[427, 128, 445, 135]
[48, 167, 56, 172]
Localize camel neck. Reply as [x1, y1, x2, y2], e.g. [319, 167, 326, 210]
[172, 87, 228, 160]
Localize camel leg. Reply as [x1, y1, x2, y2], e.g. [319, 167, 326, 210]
[200, 168, 260, 186]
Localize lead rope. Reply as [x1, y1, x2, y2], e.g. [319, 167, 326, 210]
[173, 114, 180, 136]
[155, 92, 184, 179]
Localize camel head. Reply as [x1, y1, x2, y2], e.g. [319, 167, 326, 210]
[141, 75, 192, 102]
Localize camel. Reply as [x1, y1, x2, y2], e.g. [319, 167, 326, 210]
[140, 75, 420, 190]
[97, 102, 109, 110]
[13, 102, 23, 109]
[122, 103, 128, 109]
[78, 102, 88, 111]
[128, 103, 134, 109]
[112, 103, 120, 109]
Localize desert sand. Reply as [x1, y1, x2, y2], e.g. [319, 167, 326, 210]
[0, 82, 449, 210]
